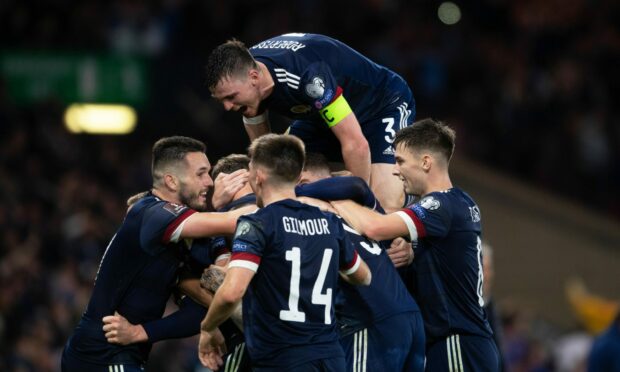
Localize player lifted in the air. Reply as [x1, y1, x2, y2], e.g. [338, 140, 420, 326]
[205, 33, 416, 213]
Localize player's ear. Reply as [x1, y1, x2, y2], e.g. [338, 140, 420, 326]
[422, 155, 432, 172]
[164, 173, 179, 191]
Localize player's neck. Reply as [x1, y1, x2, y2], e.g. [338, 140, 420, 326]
[256, 61, 274, 100]
[260, 185, 296, 207]
[232, 184, 254, 202]
[423, 172, 452, 195]
[151, 187, 181, 205]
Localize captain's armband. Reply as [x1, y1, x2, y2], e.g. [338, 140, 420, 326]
[319, 95, 352, 128]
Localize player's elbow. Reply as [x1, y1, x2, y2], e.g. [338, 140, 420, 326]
[218, 286, 244, 305]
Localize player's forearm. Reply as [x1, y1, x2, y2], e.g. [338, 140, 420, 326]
[200, 293, 240, 333]
[144, 297, 206, 342]
[341, 141, 371, 183]
[179, 278, 214, 308]
[331, 199, 373, 233]
[243, 120, 270, 141]
[182, 205, 254, 239]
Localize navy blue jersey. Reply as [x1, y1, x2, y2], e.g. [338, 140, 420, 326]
[251, 33, 412, 126]
[64, 193, 220, 365]
[588, 320, 620, 372]
[396, 188, 493, 344]
[229, 199, 359, 368]
[336, 221, 419, 335]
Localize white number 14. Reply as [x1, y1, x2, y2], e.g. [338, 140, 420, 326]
[280, 247, 333, 324]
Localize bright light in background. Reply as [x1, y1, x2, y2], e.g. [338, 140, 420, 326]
[64, 104, 137, 134]
[438, 2, 461, 25]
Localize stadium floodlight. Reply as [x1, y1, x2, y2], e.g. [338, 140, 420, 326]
[64, 103, 137, 134]
[438, 2, 461, 25]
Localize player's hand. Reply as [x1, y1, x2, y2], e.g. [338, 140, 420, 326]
[212, 169, 249, 210]
[297, 196, 337, 214]
[201, 265, 226, 293]
[387, 237, 414, 268]
[102, 312, 148, 345]
[198, 328, 226, 370]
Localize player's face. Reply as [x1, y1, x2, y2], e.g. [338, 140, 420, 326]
[211, 73, 262, 117]
[178, 152, 213, 211]
[393, 144, 425, 197]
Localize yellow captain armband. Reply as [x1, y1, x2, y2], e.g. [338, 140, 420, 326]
[319, 95, 352, 128]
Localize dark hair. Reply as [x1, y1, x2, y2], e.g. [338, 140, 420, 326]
[393, 118, 456, 162]
[211, 153, 250, 180]
[303, 152, 331, 173]
[152, 136, 206, 184]
[248, 134, 305, 184]
[205, 39, 257, 90]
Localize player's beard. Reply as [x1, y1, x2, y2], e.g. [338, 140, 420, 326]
[179, 183, 208, 212]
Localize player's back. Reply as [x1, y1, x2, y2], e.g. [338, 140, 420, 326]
[65, 194, 195, 365]
[232, 199, 356, 368]
[251, 33, 409, 124]
[336, 221, 419, 333]
[405, 188, 493, 344]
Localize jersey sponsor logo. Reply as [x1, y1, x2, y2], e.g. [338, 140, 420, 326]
[252, 40, 306, 52]
[469, 206, 481, 222]
[163, 202, 186, 216]
[419, 196, 440, 210]
[305, 77, 325, 98]
[290, 104, 312, 114]
[274, 68, 300, 89]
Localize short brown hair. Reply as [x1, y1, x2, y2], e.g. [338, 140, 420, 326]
[152, 136, 206, 185]
[205, 39, 257, 90]
[211, 153, 250, 180]
[248, 134, 305, 184]
[393, 118, 456, 162]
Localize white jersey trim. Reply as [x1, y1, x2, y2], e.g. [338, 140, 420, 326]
[340, 255, 361, 276]
[228, 260, 258, 273]
[395, 211, 418, 242]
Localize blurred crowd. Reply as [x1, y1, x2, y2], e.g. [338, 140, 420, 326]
[1, 0, 619, 371]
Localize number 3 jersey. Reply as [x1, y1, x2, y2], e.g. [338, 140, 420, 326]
[396, 188, 494, 344]
[250, 33, 413, 125]
[229, 199, 360, 368]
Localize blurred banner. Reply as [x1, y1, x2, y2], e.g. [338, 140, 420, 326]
[0, 52, 148, 106]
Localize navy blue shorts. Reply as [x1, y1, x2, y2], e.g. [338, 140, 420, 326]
[289, 92, 415, 164]
[426, 334, 500, 372]
[252, 356, 345, 372]
[340, 311, 425, 371]
[61, 346, 144, 372]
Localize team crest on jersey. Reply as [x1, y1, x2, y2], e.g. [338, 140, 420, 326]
[163, 202, 185, 216]
[420, 196, 440, 210]
[469, 206, 481, 222]
[236, 221, 252, 237]
[305, 77, 325, 98]
[290, 104, 312, 114]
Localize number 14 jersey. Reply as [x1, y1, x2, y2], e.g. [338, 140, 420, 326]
[229, 199, 360, 368]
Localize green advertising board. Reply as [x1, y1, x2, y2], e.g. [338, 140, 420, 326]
[0, 52, 148, 106]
